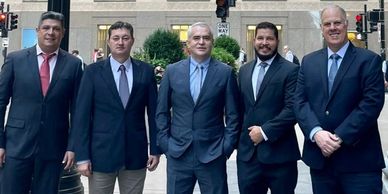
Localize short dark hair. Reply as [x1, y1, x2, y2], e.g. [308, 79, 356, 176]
[108, 21, 134, 38]
[71, 50, 79, 55]
[255, 22, 278, 40]
[38, 11, 65, 29]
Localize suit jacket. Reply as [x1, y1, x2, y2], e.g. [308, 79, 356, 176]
[156, 58, 240, 163]
[294, 42, 385, 172]
[237, 54, 301, 163]
[73, 57, 160, 173]
[0, 45, 83, 161]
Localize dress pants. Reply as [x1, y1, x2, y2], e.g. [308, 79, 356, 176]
[1, 156, 63, 194]
[310, 164, 382, 194]
[237, 153, 297, 194]
[88, 167, 146, 194]
[167, 145, 228, 194]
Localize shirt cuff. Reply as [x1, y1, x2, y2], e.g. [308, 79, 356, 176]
[76, 160, 90, 165]
[309, 126, 323, 142]
[260, 128, 268, 141]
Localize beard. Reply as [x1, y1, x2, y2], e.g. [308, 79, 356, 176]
[256, 46, 278, 61]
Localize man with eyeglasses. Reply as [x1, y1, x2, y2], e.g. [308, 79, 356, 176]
[294, 5, 385, 194]
[156, 22, 240, 194]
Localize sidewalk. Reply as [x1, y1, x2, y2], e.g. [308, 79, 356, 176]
[81, 151, 313, 194]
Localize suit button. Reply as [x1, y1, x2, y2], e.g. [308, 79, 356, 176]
[325, 111, 330, 115]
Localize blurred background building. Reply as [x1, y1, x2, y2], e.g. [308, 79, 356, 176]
[1, 0, 386, 64]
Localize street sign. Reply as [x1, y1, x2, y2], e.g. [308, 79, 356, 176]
[217, 22, 230, 37]
[2, 37, 8, 47]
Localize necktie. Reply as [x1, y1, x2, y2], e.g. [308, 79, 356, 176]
[255, 62, 268, 98]
[39, 53, 56, 96]
[328, 54, 340, 94]
[119, 65, 130, 107]
[192, 64, 204, 103]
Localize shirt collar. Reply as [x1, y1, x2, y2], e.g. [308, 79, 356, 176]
[190, 56, 211, 70]
[256, 53, 276, 67]
[36, 44, 59, 56]
[110, 56, 132, 72]
[327, 41, 349, 59]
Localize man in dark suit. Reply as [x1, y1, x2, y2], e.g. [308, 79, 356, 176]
[237, 22, 300, 194]
[156, 22, 240, 194]
[74, 21, 160, 194]
[294, 5, 385, 194]
[0, 11, 82, 194]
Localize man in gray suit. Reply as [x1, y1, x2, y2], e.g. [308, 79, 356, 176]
[156, 22, 240, 194]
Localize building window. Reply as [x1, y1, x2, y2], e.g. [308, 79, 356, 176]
[94, 0, 134, 2]
[22, 0, 47, 2]
[172, 24, 190, 42]
[97, 24, 111, 56]
[246, 24, 282, 61]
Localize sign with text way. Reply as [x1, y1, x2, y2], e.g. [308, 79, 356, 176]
[217, 22, 230, 37]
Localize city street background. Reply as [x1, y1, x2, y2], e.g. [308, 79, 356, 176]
[81, 93, 388, 194]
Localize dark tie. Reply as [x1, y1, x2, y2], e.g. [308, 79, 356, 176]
[192, 64, 204, 103]
[255, 62, 268, 98]
[328, 54, 340, 94]
[119, 65, 130, 107]
[39, 53, 56, 96]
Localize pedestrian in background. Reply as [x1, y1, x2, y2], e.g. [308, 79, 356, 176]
[283, 45, 300, 65]
[71, 49, 85, 70]
[239, 48, 247, 66]
[73, 21, 161, 194]
[294, 5, 385, 194]
[0, 11, 83, 194]
[156, 22, 240, 194]
[237, 21, 300, 194]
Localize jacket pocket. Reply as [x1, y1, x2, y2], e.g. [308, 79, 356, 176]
[6, 118, 25, 129]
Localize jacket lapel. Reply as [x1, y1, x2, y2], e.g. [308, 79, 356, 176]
[196, 58, 219, 105]
[319, 49, 330, 100]
[48, 49, 66, 95]
[99, 59, 123, 106]
[27, 47, 42, 97]
[244, 61, 256, 105]
[128, 58, 143, 107]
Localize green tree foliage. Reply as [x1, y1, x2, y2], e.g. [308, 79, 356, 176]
[214, 35, 240, 59]
[143, 29, 185, 65]
[211, 47, 238, 73]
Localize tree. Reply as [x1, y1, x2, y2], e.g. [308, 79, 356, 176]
[143, 29, 185, 65]
[214, 35, 240, 59]
[211, 47, 238, 73]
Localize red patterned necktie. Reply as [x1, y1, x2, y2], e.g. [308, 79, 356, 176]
[39, 53, 56, 96]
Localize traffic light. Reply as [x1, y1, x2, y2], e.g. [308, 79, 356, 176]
[0, 12, 7, 37]
[369, 22, 378, 32]
[8, 12, 18, 31]
[216, 0, 228, 19]
[355, 14, 363, 34]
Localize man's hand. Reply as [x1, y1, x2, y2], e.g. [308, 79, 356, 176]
[0, 148, 5, 168]
[314, 130, 341, 157]
[248, 126, 264, 146]
[147, 155, 160, 172]
[384, 80, 388, 88]
[77, 162, 92, 177]
[62, 151, 75, 170]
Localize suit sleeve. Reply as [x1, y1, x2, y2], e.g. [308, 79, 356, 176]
[294, 59, 322, 139]
[68, 59, 83, 152]
[223, 69, 241, 157]
[146, 65, 162, 155]
[73, 67, 94, 162]
[155, 65, 172, 154]
[262, 65, 299, 142]
[0, 55, 14, 149]
[335, 54, 384, 145]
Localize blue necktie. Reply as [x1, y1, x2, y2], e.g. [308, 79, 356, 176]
[119, 65, 129, 107]
[192, 64, 204, 103]
[328, 54, 340, 94]
[255, 62, 268, 99]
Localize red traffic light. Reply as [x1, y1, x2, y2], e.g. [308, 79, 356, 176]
[355, 14, 362, 22]
[216, 0, 226, 6]
[0, 13, 6, 21]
